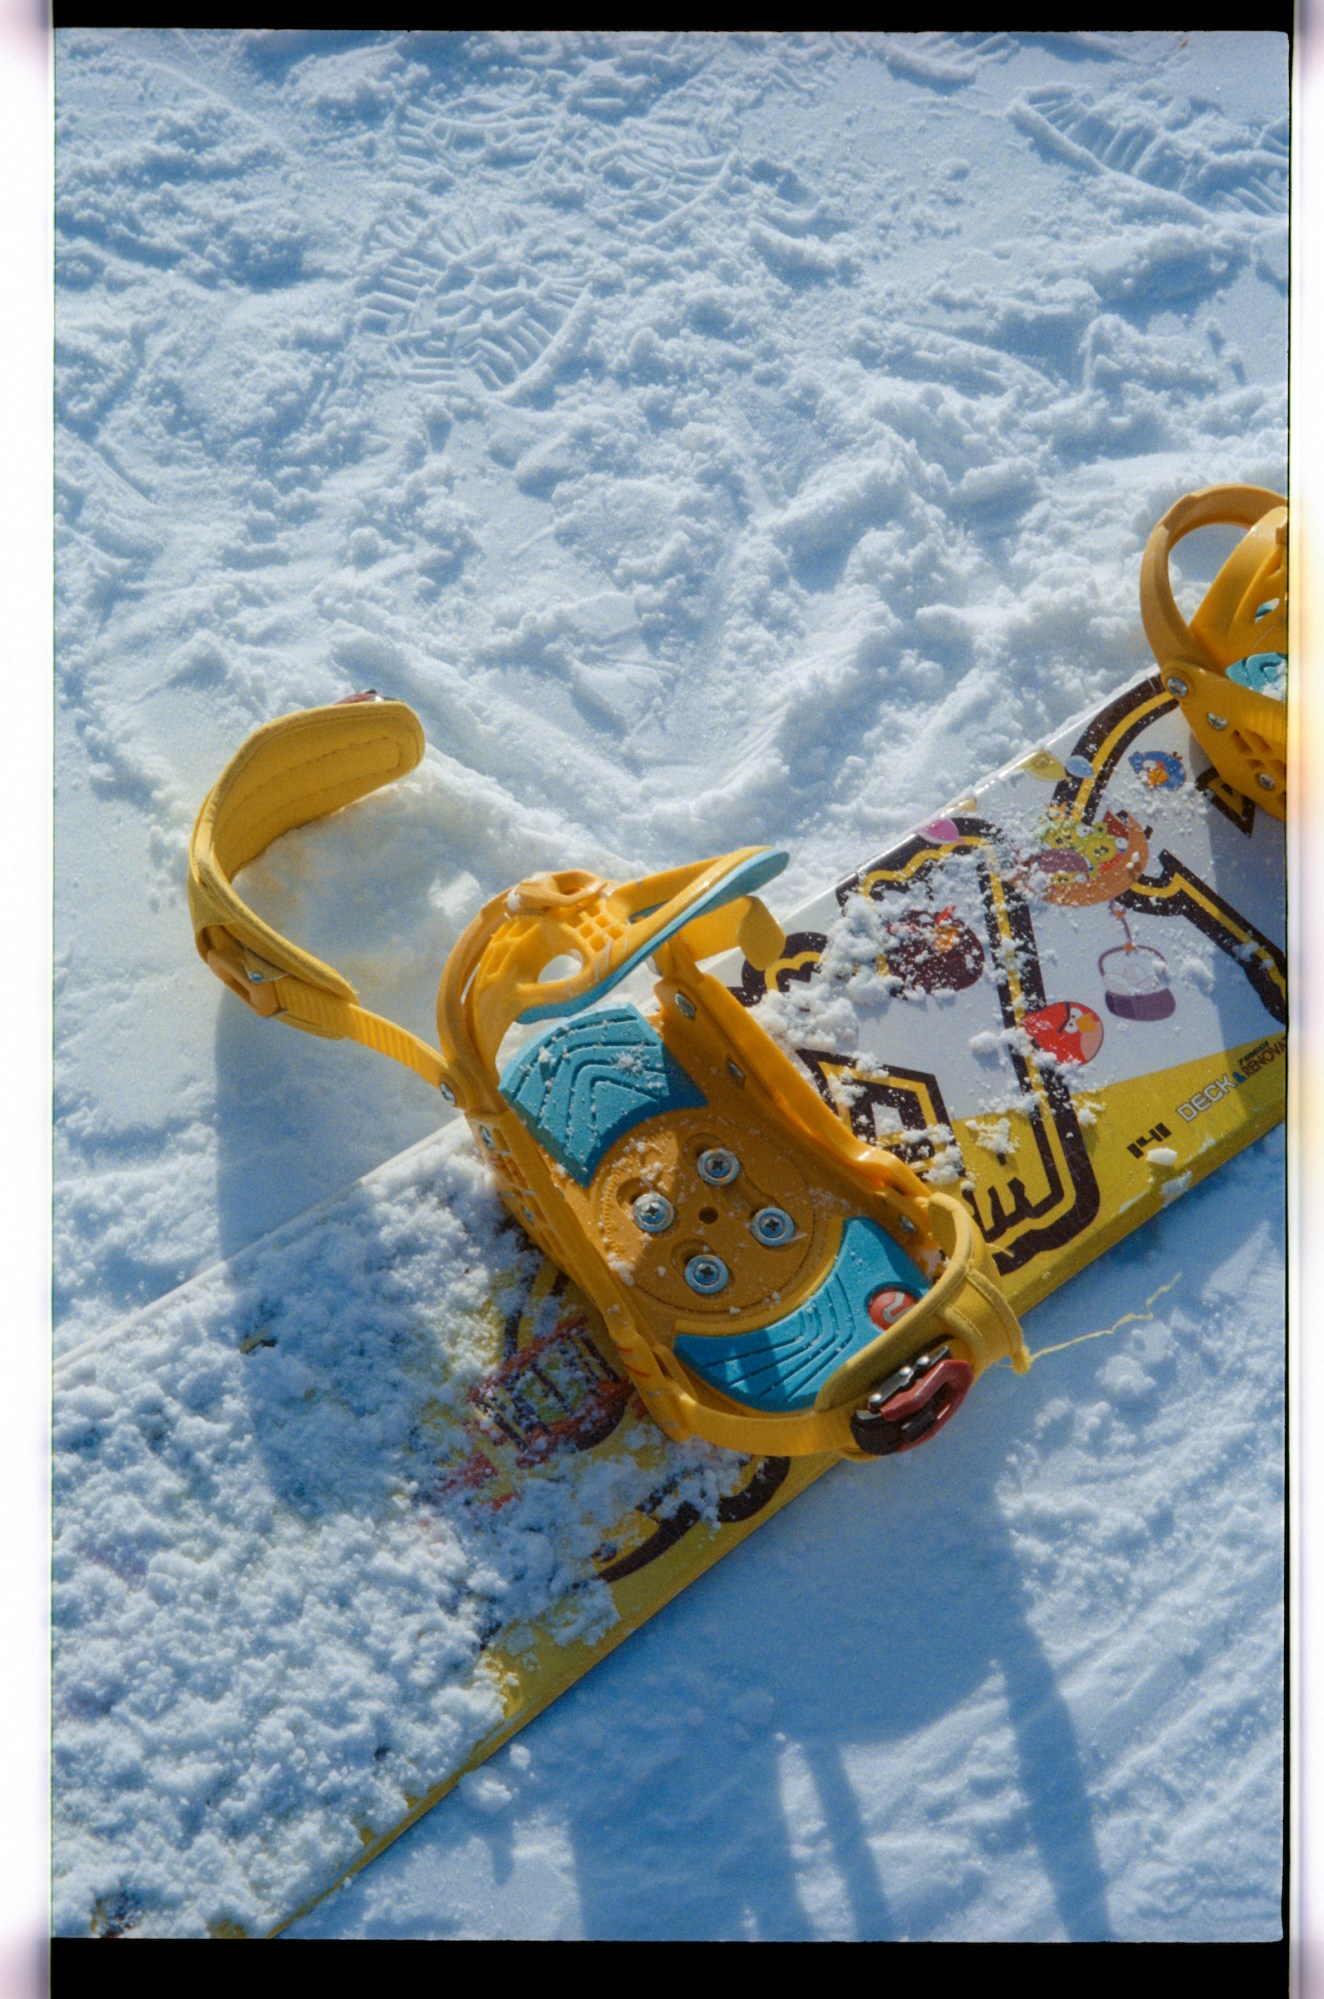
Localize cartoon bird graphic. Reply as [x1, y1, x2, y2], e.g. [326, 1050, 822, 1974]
[1129, 749, 1186, 792]
[1022, 999, 1105, 1067]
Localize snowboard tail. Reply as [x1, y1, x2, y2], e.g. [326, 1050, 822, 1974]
[55, 671, 1285, 1939]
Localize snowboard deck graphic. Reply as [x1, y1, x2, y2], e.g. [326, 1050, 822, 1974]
[53, 672, 1286, 1939]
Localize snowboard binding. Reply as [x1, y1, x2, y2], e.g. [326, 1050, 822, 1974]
[435, 846, 1028, 1462]
[1140, 483, 1287, 819]
[189, 698, 1027, 1464]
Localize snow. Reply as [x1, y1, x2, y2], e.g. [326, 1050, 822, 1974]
[52, 29, 1290, 1944]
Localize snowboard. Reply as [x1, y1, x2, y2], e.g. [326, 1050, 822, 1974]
[52, 669, 1286, 1939]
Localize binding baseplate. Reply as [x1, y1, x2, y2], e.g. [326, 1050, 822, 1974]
[1140, 483, 1287, 819]
[189, 697, 1028, 1464]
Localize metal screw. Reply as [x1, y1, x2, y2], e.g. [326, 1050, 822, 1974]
[479, 1125, 496, 1148]
[1207, 713, 1228, 732]
[898, 1215, 918, 1236]
[632, 1192, 675, 1235]
[685, 1253, 730, 1295]
[1166, 675, 1189, 699]
[1257, 772, 1276, 792]
[439, 1083, 457, 1105]
[750, 1206, 795, 1247]
[697, 1147, 740, 1186]
[674, 992, 696, 1018]
[727, 1060, 745, 1085]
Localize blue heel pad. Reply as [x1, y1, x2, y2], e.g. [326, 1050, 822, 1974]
[675, 1217, 931, 1413]
[500, 1006, 706, 1187]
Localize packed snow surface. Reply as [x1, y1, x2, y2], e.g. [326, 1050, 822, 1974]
[54, 29, 1287, 1942]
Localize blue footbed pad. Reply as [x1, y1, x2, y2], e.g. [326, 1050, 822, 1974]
[675, 1216, 931, 1413]
[499, 1005, 707, 1186]
[1226, 650, 1286, 695]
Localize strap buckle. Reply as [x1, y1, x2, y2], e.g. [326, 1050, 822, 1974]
[849, 1344, 974, 1456]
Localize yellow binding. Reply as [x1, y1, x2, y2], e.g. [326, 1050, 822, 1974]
[190, 695, 1026, 1463]
[1140, 483, 1287, 819]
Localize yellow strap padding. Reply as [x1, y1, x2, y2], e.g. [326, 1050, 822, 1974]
[189, 700, 451, 1092]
